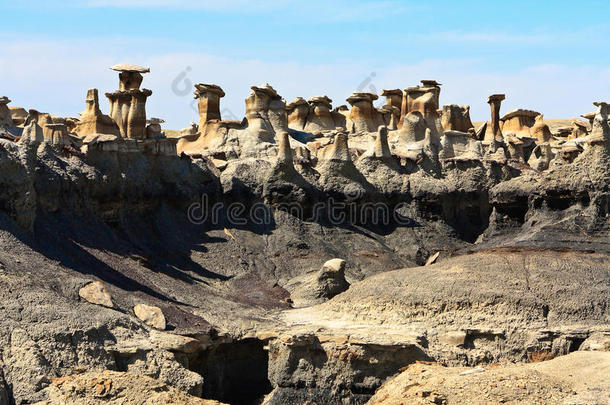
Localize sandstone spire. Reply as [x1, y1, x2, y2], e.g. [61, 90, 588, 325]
[105, 64, 152, 139]
[194, 83, 225, 130]
[373, 125, 391, 158]
[76, 89, 120, 137]
[276, 131, 293, 164]
[486, 94, 505, 144]
[589, 101, 610, 145]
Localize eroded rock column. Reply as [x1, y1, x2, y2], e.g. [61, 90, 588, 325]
[486, 94, 506, 144]
[105, 64, 152, 139]
[0, 96, 13, 127]
[194, 83, 225, 132]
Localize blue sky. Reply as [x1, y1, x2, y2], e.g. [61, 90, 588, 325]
[1, 0, 610, 128]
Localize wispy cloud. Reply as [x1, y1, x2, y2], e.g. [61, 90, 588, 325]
[421, 30, 552, 44]
[83, 0, 407, 21]
[1, 37, 609, 129]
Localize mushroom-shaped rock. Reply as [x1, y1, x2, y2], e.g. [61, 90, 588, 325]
[287, 97, 309, 130]
[79, 281, 113, 308]
[110, 64, 150, 73]
[44, 123, 71, 145]
[581, 111, 596, 127]
[194, 83, 225, 129]
[305, 96, 335, 132]
[346, 92, 382, 133]
[500, 109, 540, 139]
[133, 303, 166, 330]
[486, 94, 506, 143]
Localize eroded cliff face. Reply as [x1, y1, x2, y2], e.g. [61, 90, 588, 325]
[1, 68, 609, 404]
[0, 131, 607, 404]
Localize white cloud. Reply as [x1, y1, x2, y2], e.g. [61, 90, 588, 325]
[74, 0, 407, 21]
[1, 38, 608, 129]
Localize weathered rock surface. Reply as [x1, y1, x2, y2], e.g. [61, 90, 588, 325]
[367, 351, 610, 405]
[79, 281, 113, 308]
[33, 370, 225, 405]
[134, 304, 166, 330]
[0, 72, 608, 405]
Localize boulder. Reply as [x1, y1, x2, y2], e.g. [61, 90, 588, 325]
[285, 258, 350, 307]
[133, 303, 166, 330]
[78, 281, 113, 308]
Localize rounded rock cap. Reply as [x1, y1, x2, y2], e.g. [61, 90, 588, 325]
[110, 64, 150, 73]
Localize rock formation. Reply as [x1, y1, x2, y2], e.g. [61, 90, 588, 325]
[0, 96, 13, 127]
[500, 109, 539, 139]
[346, 92, 384, 133]
[381, 89, 402, 129]
[286, 97, 309, 130]
[588, 101, 610, 145]
[285, 258, 350, 307]
[134, 304, 166, 330]
[194, 83, 225, 131]
[530, 114, 553, 143]
[1, 67, 609, 405]
[304, 96, 335, 132]
[8, 106, 27, 126]
[440, 104, 474, 132]
[486, 94, 506, 144]
[571, 119, 589, 138]
[106, 64, 152, 139]
[75, 88, 120, 137]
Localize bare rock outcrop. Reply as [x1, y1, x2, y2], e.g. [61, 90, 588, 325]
[346, 92, 384, 133]
[367, 352, 610, 405]
[441, 104, 474, 132]
[75, 89, 120, 137]
[304, 96, 334, 132]
[34, 370, 225, 405]
[485, 94, 505, 144]
[588, 101, 610, 145]
[0, 96, 13, 127]
[530, 114, 553, 143]
[380, 89, 402, 129]
[194, 83, 225, 131]
[285, 258, 350, 307]
[286, 97, 309, 130]
[500, 108, 539, 139]
[105, 64, 152, 139]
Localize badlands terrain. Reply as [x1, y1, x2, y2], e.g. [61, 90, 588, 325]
[0, 65, 608, 404]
